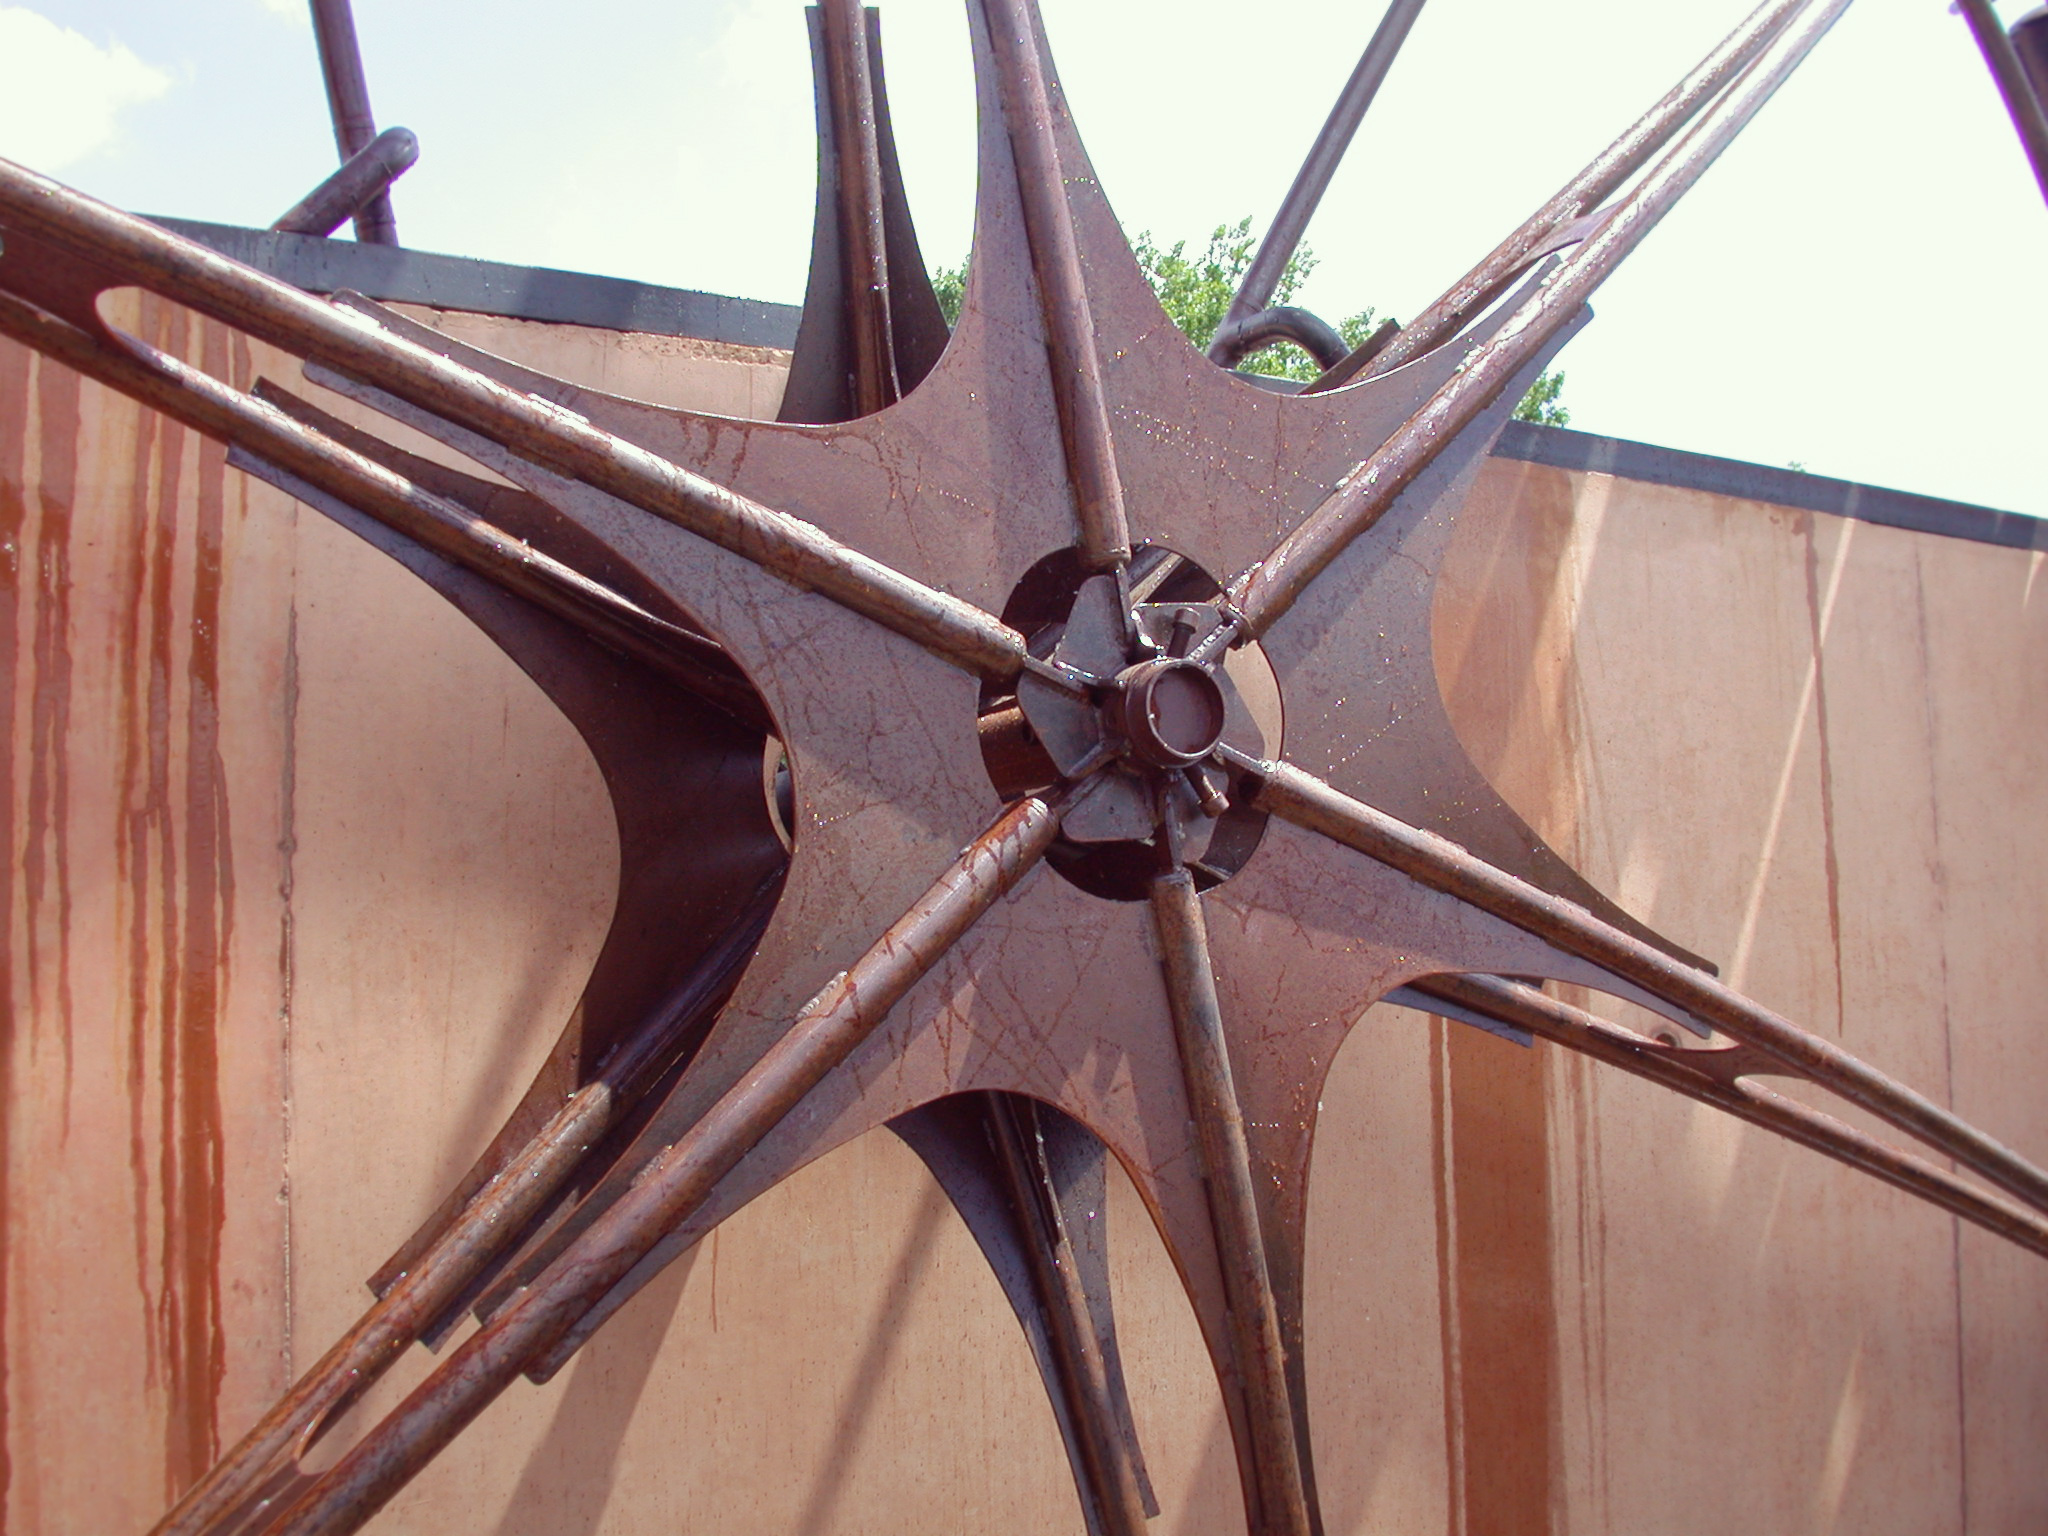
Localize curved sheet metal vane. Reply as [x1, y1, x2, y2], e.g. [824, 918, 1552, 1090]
[0, 0, 2042, 1532]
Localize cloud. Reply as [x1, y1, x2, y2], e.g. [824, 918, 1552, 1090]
[0, 7, 171, 172]
[253, 0, 310, 24]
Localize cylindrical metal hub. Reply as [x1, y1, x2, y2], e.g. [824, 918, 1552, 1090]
[1110, 659, 1227, 769]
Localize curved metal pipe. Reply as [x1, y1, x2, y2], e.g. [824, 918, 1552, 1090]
[1207, 305, 1349, 371]
[272, 126, 419, 238]
[1207, 0, 1430, 355]
[308, 0, 399, 244]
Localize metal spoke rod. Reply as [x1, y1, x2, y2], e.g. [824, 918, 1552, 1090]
[308, 0, 398, 244]
[1150, 871, 1313, 1536]
[821, 0, 901, 412]
[983, 0, 1132, 572]
[151, 881, 782, 1536]
[1229, 748, 2048, 1220]
[0, 288, 769, 728]
[1325, 0, 1808, 391]
[1956, 0, 2048, 205]
[1207, 0, 1430, 360]
[1410, 974, 2048, 1260]
[983, 1093, 1153, 1536]
[1219, 0, 1854, 644]
[0, 159, 1032, 683]
[260, 793, 1065, 1536]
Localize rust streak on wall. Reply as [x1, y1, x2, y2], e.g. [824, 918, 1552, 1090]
[1435, 1023, 1560, 1536]
[25, 356, 79, 1124]
[119, 335, 167, 1384]
[0, 321, 29, 1526]
[165, 306, 235, 1492]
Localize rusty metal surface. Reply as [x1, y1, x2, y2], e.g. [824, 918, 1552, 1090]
[267, 792, 1068, 1536]
[1240, 752, 2048, 1218]
[1151, 870, 1311, 1536]
[819, 0, 901, 412]
[2, 0, 2044, 1530]
[781, 7, 950, 424]
[1409, 974, 2048, 1259]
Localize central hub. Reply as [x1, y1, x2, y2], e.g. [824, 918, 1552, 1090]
[1110, 658, 1227, 769]
[980, 544, 1284, 900]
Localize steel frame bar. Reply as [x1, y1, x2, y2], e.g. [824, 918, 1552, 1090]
[1956, 0, 2048, 206]
[1150, 871, 1313, 1536]
[0, 159, 1033, 683]
[253, 792, 1064, 1536]
[1410, 974, 2048, 1259]
[1324, 0, 1809, 390]
[1231, 750, 2048, 1222]
[1206, 0, 1430, 360]
[983, 1094, 1153, 1536]
[150, 881, 783, 1536]
[307, 0, 398, 244]
[272, 126, 419, 238]
[982, 0, 1132, 572]
[821, 0, 902, 412]
[2017, 7, 2048, 111]
[1221, 0, 1854, 643]
[0, 288, 772, 727]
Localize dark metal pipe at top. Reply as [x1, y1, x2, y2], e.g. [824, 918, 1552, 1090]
[2016, 6, 2048, 109]
[1206, 0, 1429, 362]
[820, 0, 900, 414]
[273, 126, 418, 238]
[308, 0, 399, 244]
[1956, 0, 2048, 207]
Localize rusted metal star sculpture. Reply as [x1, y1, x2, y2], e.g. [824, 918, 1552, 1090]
[2, 1, 2046, 1534]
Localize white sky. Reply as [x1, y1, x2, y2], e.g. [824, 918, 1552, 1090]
[1, 0, 2043, 514]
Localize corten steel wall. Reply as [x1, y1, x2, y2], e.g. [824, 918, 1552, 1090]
[2, 290, 2045, 1534]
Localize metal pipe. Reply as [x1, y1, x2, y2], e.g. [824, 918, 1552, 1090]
[1231, 749, 2048, 1220]
[1223, 0, 1853, 642]
[1149, 871, 1313, 1536]
[1410, 974, 2048, 1260]
[1206, 0, 1430, 357]
[307, 0, 398, 244]
[272, 126, 419, 238]
[262, 792, 1065, 1536]
[1338, 0, 1809, 389]
[1956, 0, 2048, 206]
[982, 0, 1131, 573]
[0, 159, 1033, 683]
[150, 880, 783, 1536]
[2016, 7, 2048, 111]
[0, 288, 769, 730]
[1293, 315, 1397, 394]
[1207, 305, 1349, 372]
[983, 1094, 1152, 1536]
[821, 0, 901, 413]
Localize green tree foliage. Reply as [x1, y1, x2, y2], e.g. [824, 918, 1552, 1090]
[1512, 367, 1570, 427]
[931, 215, 1569, 421]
